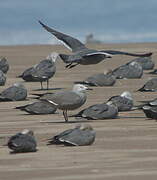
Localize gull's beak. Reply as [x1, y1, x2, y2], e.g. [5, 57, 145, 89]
[86, 87, 93, 90]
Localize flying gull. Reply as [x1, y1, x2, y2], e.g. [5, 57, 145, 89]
[112, 61, 143, 79]
[106, 91, 134, 111]
[18, 52, 58, 89]
[40, 84, 92, 122]
[0, 70, 6, 86]
[0, 57, 9, 73]
[0, 82, 27, 101]
[39, 21, 152, 69]
[7, 129, 37, 153]
[75, 69, 116, 86]
[137, 78, 157, 92]
[47, 124, 96, 146]
[15, 100, 57, 115]
[72, 101, 118, 120]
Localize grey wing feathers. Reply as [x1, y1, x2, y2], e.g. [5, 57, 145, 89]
[39, 21, 86, 52]
[8, 134, 37, 152]
[102, 50, 152, 57]
[59, 129, 95, 146]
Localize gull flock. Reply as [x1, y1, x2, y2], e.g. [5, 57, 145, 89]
[0, 21, 156, 153]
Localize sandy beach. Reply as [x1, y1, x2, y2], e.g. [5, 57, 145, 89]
[0, 43, 157, 180]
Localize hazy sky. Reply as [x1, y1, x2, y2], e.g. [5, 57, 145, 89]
[1, 0, 157, 45]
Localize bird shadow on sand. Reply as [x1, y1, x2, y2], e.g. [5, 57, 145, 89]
[40, 119, 91, 124]
[16, 112, 59, 116]
[118, 116, 146, 119]
[33, 87, 64, 91]
[9, 150, 38, 155]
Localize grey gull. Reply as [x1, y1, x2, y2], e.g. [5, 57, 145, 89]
[106, 91, 133, 111]
[128, 56, 154, 70]
[7, 129, 37, 153]
[40, 84, 92, 122]
[75, 69, 116, 86]
[137, 78, 157, 92]
[0, 83, 27, 101]
[47, 124, 96, 146]
[18, 52, 58, 89]
[0, 57, 9, 73]
[39, 21, 152, 69]
[0, 70, 6, 86]
[112, 61, 143, 79]
[15, 100, 57, 114]
[72, 101, 118, 120]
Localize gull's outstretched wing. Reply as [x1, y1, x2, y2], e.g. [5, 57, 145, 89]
[39, 21, 86, 52]
[101, 50, 152, 57]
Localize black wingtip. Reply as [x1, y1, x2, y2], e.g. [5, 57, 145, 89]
[15, 106, 25, 110]
[16, 75, 22, 78]
[38, 20, 44, 26]
[74, 81, 87, 85]
[147, 71, 156, 75]
[145, 52, 153, 57]
[31, 93, 43, 97]
[38, 20, 47, 28]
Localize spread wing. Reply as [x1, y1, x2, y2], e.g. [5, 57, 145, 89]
[101, 50, 152, 57]
[39, 21, 86, 52]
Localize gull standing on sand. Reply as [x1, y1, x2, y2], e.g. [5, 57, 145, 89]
[106, 91, 133, 111]
[18, 52, 58, 89]
[7, 129, 37, 153]
[72, 101, 118, 120]
[75, 69, 116, 86]
[40, 84, 92, 122]
[39, 21, 152, 69]
[15, 100, 57, 115]
[112, 61, 143, 79]
[47, 124, 96, 146]
[0, 83, 27, 101]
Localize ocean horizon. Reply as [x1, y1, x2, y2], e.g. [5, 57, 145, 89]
[1, 0, 157, 45]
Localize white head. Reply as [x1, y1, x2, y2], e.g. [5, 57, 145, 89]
[79, 124, 94, 131]
[72, 84, 90, 92]
[106, 101, 114, 106]
[21, 129, 34, 136]
[120, 91, 132, 100]
[46, 52, 58, 62]
[103, 69, 112, 75]
[143, 105, 151, 110]
[129, 61, 141, 68]
[13, 82, 25, 89]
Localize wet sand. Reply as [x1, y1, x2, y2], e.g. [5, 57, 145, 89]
[0, 43, 157, 180]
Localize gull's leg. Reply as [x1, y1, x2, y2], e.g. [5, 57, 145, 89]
[63, 110, 68, 122]
[40, 81, 43, 90]
[65, 109, 68, 122]
[47, 79, 49, 90]
[68, 63, 79, 69]
[65, 63, 73, 68]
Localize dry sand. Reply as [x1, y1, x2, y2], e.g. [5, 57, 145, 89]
[0, 43, 157, 180]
